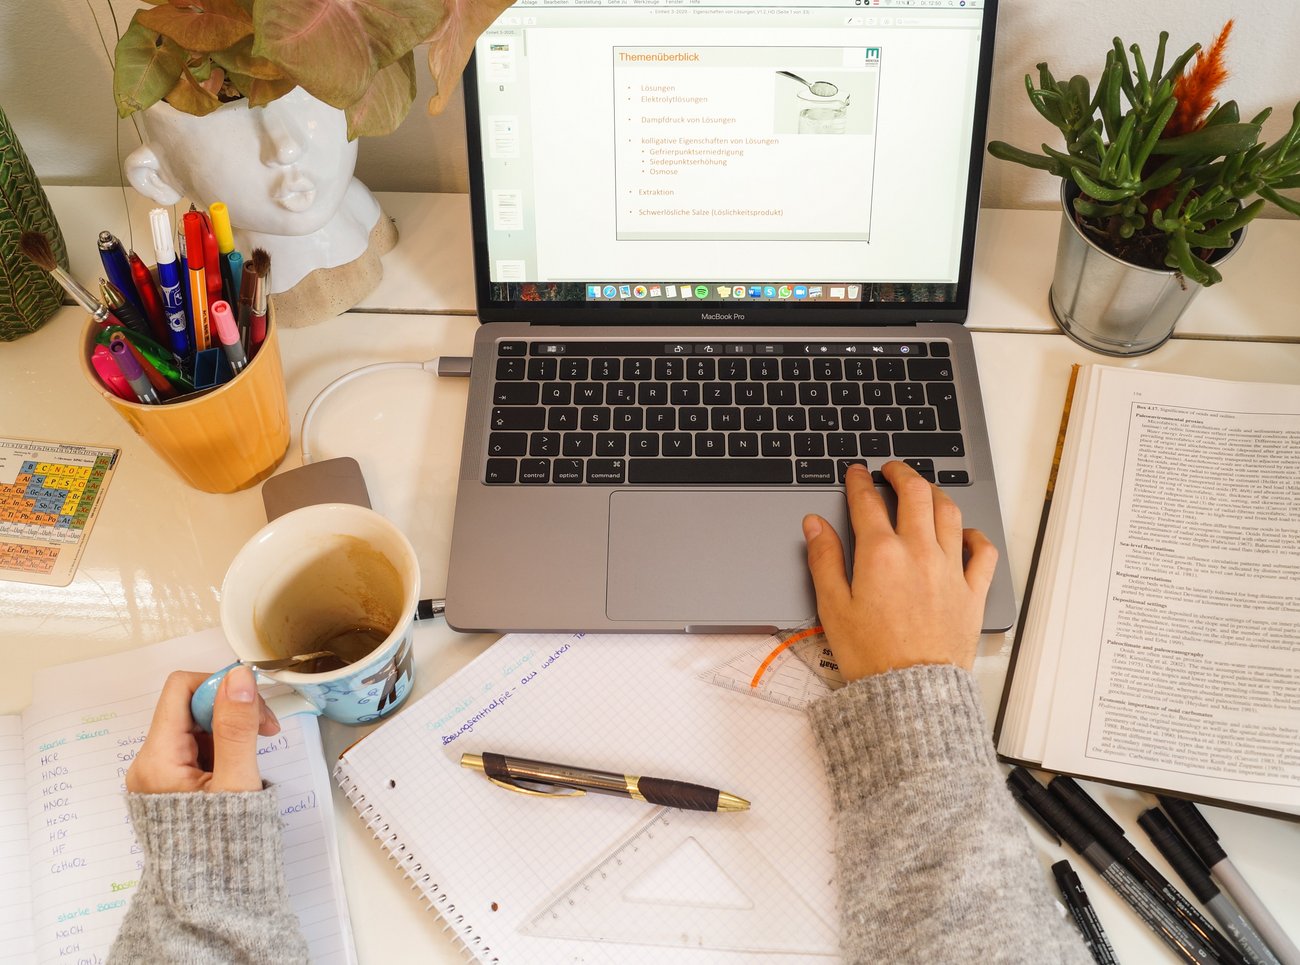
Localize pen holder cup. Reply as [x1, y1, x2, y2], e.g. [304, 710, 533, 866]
[79, 308, 289, 493]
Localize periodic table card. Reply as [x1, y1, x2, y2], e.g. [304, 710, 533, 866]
[0, 438, 118, 587]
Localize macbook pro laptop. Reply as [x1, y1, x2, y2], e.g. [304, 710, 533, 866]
[446, 0, 1015, 634]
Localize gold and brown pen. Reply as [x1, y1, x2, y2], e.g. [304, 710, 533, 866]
[461, 752, 749, 812]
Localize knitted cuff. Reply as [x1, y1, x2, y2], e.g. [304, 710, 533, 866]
[808, 664, 998, 812]
[126, 787, 290, 909]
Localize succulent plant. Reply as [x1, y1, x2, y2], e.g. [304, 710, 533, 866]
[988, 23, 1300, 286]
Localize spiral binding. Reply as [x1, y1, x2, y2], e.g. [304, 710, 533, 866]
[335, 763, 501, 963]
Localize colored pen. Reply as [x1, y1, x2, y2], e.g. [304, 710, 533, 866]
[97, 230, 145, 316]
[1049, 777, 1246, 965]
[108, 334, 160, 404]
[1053, 859, 1120, 965]
[199, 209, 224, 307]
[149, 208, 192, 359]
[461, 752, 749, 812]
[99, 326, 179, 398]
[1007, 769, 1216, 964]
[1139, 809, 1281, 965]
[208, 201, 242, 304]
[127, 249, 171, 345]
[182, 210, 211, 350]
[1158, 797, 1300, 965]
[98, 278, 151, 337]
[210, 300, 247, 373]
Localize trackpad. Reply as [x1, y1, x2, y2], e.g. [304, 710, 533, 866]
[606, 490, 849, 625]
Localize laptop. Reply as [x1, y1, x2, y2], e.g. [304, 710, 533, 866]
[446, 0, 1015, 634]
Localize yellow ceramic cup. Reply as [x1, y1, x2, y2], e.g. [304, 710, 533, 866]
[79, 311, 289, 493]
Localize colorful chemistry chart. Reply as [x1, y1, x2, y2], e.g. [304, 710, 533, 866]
[0, 438, 118, 587]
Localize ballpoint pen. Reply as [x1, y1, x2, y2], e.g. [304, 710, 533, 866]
[209, 201, 242, 304]
[149, 208, 192, 360]
[108, 334, 160, 404]
[1007, 769, 1216, 965]
[1139, 808, 1281, 965]
[127, 249, 172, 345]
[97, 230, 145, 316]
[1048, 776, 1246, 965]
[1053, 859, 1119, 965]
[461, 752, 750, 812]
[1157, 797, 1300, 965]
[98, 279, 152, 337]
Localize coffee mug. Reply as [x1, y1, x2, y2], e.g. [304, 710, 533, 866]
[192, 503, 420, 730]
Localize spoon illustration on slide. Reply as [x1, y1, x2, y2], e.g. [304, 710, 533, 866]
[777, 70, 839, 97]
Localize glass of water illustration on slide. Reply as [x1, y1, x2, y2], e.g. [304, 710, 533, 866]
[777, 70, 850, 134]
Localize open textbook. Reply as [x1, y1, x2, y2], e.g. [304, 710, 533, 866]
[995, 365, 1300, 818]
[0, 629, 356, 964]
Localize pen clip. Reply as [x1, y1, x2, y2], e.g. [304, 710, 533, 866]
[486, 775, 586, 799]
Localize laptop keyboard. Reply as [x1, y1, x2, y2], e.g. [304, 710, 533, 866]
[483, 339, 969, 486]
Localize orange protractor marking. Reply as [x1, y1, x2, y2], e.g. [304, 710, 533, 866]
[750, 625, 824, 689]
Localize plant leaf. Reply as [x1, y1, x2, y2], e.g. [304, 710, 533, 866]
[254, 0, 445, 110]
[1151, 123, 1261, 158]
[161, 63, 226, 116]
[345, 54, 417, 138]
[137, 0, 254, 53]
[113, 19, 188, 117]
[425, 0, 519, 116]
[245, 74, 299, 108]
[212, 35, 284, 80]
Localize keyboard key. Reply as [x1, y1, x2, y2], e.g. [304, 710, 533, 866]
[809, 407, 839, 431]
[638, 382, 668, 405]
[859, 433, 890, 456]
[845, 358, 873, 380]
[662, 433, 693, 456]
[874, 407, 904, 430]
[831, 382, 862, 406]
[587, 459, 627, 484]
[629, 459, 793, 484]
[842, 407, 872, 430]
[828, 433, 858, 456]
[607, 382, 636, 405]
[718, 358, 747, 380]
[892, 433, 965, 457]
[497, 341, 527, 356]
[592, 358, 619, 380]
[905, 407, 938, 431]
[876, 359, 906, 381]
[560, 358, 589, 380]
[734, 382, 764, 405]
[612, 407, 643, 431]
[574, 382, 603, 405]
[670, 382, 701, 405]
[519, 459, 551, 483]
[491, 407, 545, 430]
[798, 383, 829, 406]
[813, 358, 842, 381]
[688, 358, 716, 380]
[655, 357, 684, 381]
[938, 470, 970, 485]
[743, 407, 775, 431]
[927, 383, 962, 430]
[679, 407, 708, 431]
[547, 407, 578, 430]
[694, 433, 726, 456]
[623, 358, 652, 380]
[836, 459, 870, 483]
[485, 458, 517, 483]
[862, 383, 893, 404]
[795, 459, 835, 484]
[710, 407, 741, 430]
[596, 432, 626, 456]
[541, 382, 572, 405]
[761, 432, 792, 457]
[781, 358, 811, 380]
[776, 408, 807, 431]
[629, 433, 659, 456]
[902, 458, 935, 481]
[529, 432, 560, 456]
[496, 358, 526, 380]
[527, 358, 557, 381]
[895, 382, 925, 405]
[646, 407, 676, 430]
[794, 433, 825, 456]
[751, 357, 779, 380]
[493, 383, 540, 405]
[580, 407, 611, 430]
[766, 382, 797, 405]
[930, 341, 951, 358]
[562, 432, 594, 456]
[908, 358, 954, 381]
[487, 432, 527, 456]
[703, 382, 733, 405]
[727, 433, 760, 456]
[553, 459, 584, 484]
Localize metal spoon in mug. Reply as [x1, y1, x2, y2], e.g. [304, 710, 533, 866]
[777, 70, 838, 97]
[243, 650, 347, 672]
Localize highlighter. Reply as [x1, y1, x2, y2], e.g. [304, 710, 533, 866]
[90, 344, 136, 401]
[208, 201, 242, 304]
[182, 210, 211, 350]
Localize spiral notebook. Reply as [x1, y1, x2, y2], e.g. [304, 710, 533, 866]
[333, 632, 842, 963]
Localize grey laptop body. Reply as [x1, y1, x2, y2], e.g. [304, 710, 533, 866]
[446, 0, 1015, 634]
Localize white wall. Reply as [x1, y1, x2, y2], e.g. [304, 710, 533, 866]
[4, 1, 1299, 213]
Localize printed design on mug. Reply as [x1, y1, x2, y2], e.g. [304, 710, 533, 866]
[363, 632, 415, 714]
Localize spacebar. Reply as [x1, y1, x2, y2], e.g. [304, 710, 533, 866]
[628, 459, 793, 484]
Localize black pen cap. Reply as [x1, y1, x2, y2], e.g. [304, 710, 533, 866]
[1138, 808, 1219, 904]
[1157, 796, 1228, 867]
[1049, 777, 1132, 856]
[1008, 768, 1095, 854]
[1051, 859, 1088, 901]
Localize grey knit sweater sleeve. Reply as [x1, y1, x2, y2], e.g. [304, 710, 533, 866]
[107, 787, 309, 965]
[808, 664, 1093, 965]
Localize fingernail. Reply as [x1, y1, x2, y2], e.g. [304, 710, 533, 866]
[802, 515, 823, 540]
[226, 665, 257, 703]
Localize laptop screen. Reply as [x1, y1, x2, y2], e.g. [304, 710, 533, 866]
[464, 0, 997, 325]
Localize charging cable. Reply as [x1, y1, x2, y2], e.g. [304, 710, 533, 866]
[297, 355, 472, 621]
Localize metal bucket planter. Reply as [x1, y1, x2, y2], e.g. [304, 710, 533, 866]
[1048, 183, 1243, 357]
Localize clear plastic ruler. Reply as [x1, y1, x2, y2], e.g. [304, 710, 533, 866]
[520, 807, 837, 955]
[699, 628, 845, 711]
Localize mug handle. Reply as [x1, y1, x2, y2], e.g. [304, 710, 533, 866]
[190, 662, 322, 733]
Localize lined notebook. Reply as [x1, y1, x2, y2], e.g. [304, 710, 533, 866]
[334, 632, 842, 963]
[0, 629, 356, 964]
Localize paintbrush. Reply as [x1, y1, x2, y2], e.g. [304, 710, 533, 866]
[248, 247, 270, 359]
[19, 231, 126, 329]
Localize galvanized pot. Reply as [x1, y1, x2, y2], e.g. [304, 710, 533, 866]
[1048, 183, 1243, 357]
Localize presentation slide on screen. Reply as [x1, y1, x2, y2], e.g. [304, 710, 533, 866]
[612, 46, 880, 242]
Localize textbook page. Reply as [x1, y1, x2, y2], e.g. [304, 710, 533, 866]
[8, 629, 356, 965]
[1040, 367, 1300, 814]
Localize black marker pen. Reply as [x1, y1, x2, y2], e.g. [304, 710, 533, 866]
[1007, 769, 1217, 965]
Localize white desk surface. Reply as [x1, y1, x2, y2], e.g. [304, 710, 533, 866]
[3, 191, 1298, 963]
